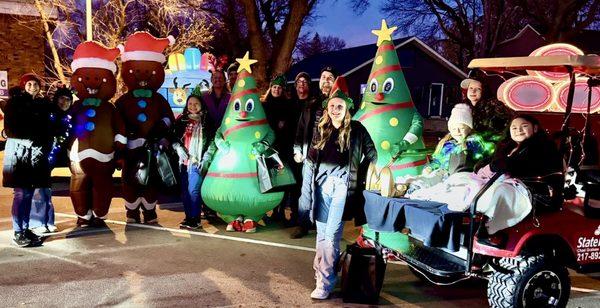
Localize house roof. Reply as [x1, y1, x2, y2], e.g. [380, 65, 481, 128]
[288, 36, 466, 82]
[0, 0, 57, 18]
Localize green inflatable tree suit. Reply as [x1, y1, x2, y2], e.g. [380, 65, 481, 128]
[201, 52, 284, 230]
[353, 20, 428, 251]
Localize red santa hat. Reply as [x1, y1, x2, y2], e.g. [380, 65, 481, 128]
[118, 32, 175, 63]
[71, 41, 120, 74]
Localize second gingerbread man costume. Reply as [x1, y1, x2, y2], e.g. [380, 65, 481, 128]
[115, 32, 176, 224]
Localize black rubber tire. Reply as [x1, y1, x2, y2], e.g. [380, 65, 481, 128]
[487, 255, 571, 308]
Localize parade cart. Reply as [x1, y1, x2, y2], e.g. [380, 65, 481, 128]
[353, 54, 600, 307]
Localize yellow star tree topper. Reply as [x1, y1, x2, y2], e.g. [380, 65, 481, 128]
[236, 51, 258, 73]
[371, 19, 397, 46]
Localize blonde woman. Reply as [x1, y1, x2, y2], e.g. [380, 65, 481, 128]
[299, 78, 377, 299]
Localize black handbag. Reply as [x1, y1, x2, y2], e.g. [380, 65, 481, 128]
[256, 149, 296, 193]
[340, 242, 387, 304]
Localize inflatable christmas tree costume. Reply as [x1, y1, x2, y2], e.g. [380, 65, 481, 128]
[201, 52, 285, 232]
[353, 20, 428, 251]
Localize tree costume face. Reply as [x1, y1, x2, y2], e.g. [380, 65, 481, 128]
[353, 20, 429, 252]
[353, 20, 428, 178]
[201, 52, 284, 223]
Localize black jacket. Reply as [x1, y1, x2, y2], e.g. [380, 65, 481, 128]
[264, 95, 299, 159]
[299, 121, 377, 225]
[2, 88, 56, 188]
[293, 95, 321, 159]
[490, 132, 564, 209]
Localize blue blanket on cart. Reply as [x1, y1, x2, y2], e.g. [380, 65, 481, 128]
[363, 190, 468, 251]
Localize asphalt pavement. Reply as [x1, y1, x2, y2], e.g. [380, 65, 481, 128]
[0, 166, 599, 307]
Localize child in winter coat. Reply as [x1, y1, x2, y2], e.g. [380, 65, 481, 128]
[402, 104, 493, 194]
[30, 85, 74, 234]
[172, 90, 215, 229]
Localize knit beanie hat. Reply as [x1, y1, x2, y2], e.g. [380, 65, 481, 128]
[295, 72, 310, 84]
[19, 73, 42, 89]
[320, 66, 338, 79]
[270, 75, 286, 87]
[448, 103, 473, 129]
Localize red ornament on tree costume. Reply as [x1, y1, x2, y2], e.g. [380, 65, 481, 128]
[115, 32, 176, 224]
[69, 41, 126, 225]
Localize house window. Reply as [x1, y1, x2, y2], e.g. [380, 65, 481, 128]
[427, 83, 444, 118]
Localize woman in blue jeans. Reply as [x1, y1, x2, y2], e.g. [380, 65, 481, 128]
[2, 74, 56, 247]
[299, 79, 377, 300]
[171, 90, 215, 229]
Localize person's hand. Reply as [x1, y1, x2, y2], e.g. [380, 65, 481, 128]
[252, 142, 267, 155]
[215, 138, 230, 154]
[294, 152, 304, 163]
[391, 140, 410, 156]
[277, 163, 284, 171]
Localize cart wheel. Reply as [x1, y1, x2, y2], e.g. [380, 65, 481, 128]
[487, 255, 570, 308]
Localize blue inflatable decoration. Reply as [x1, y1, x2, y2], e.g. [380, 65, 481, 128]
[184, 47, 202, 71]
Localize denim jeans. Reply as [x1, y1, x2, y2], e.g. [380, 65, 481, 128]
[313, 176, 348, 292]
[296, 163, 312, 229]
[181, 164, 203, 219]
[29, 188, 55, 230]
[12, 188, 35, 232]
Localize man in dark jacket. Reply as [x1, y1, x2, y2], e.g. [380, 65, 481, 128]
[3, 73, 55, 247]
[291, 67, 337, 238]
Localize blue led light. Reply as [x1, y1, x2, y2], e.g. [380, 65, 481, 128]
[137, 100, 147, 108]
[86, 109, 96, 118]
[137, 113, 148, 122]
[85, 122, 95, 131]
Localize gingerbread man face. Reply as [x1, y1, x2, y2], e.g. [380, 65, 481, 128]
[71, 68, 117, 100]
[121, 61, 165, 91]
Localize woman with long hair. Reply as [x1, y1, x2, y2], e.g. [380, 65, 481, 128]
[299, 78, 377, 300]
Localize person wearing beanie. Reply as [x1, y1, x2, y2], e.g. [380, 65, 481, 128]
[226, 62, 239, 92]
[2, 73, 55, 247]
[263, 74, 298, 224]
[427, 103, 493, 175]
[396, 103, 495, 196]
[289, 71, 315, 237]
[318, 66, 337, 99]
[290, 67, 336, 238]
[299, 76, 377, 300]
[29, 84, 74, 235]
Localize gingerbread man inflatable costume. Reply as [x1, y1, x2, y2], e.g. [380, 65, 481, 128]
[69, 41, 126, 226]
[115, 32, 175, 224]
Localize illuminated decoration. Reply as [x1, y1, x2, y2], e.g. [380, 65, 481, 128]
[184, 47, 202, 70]
[168, 53, 186, 72]
[201, 51, 286, 231]
[526, 43, 584, 82]
[494, 43, 600, 114]
[500, 76, 554, 112]
[554, 78, 600, 113]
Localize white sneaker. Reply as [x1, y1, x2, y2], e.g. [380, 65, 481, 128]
[310, 288, 329, 300]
